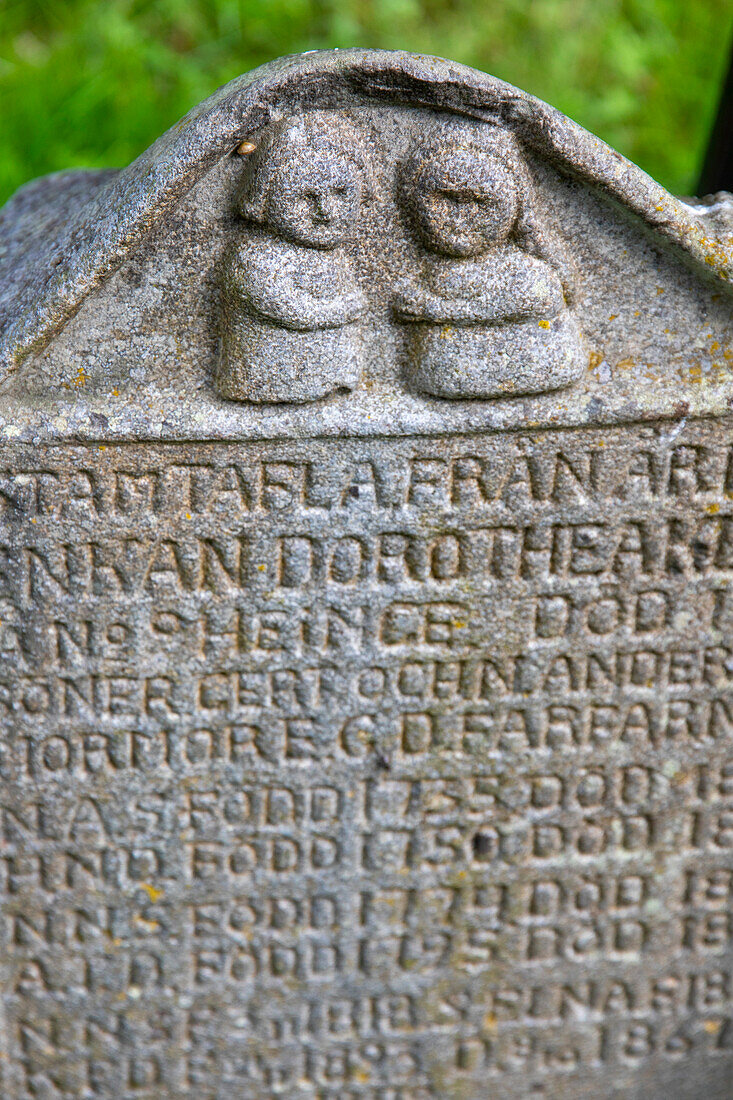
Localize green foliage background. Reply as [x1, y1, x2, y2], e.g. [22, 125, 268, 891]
[1, 0, 731, 204]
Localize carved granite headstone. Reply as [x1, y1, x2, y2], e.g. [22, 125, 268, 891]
[1, 49, 733, 1099]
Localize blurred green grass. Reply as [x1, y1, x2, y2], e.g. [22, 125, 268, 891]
[1, 0, 731, 204]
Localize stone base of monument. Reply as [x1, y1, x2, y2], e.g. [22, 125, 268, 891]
[0, 50, 732, 1100]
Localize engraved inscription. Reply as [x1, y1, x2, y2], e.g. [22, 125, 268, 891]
[1, 422, 733, 1098]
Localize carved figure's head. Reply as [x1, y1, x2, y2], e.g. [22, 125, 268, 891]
[237, 112, 374, 249]
[403, 125, 536, 258]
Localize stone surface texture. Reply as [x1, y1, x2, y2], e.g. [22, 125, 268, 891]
[0, 48, 733, 1100]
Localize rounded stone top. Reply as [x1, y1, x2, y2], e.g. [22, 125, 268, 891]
[1, 48, 732, 386]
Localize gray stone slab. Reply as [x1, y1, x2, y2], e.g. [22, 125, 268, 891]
[1, 49, 733, 1099]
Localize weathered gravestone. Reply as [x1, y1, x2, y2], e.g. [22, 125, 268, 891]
[1, 48, 733, 1100]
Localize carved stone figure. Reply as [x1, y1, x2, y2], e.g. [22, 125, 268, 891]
[395, 123, 586, 397]
[217, 112, 372, 403]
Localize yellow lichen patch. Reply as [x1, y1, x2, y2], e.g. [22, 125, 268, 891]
[615, 357, 634, 371]
[706, 502, 720, 515]
[133, 915, 160, 932]
[588, 351, 603, 370]
[73, 366, 89, 387]
[703, 1019, 722, 1034]
[608, 314, 617, 321]
[140, 883, 164, 903]
[538, 320, 550, 330]
[688, 364, 702, 383]
[699, 230, 733, 278]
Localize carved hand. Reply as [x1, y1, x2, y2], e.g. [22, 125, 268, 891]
[395, 264, 565, 325]
[245, 282, 367, 331]
[393, 283, 438, 321]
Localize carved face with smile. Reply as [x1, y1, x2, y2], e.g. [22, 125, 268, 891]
[237, 113, 372, 250]
[264, 150, 364, 249]
[405, 133, 523, 258]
